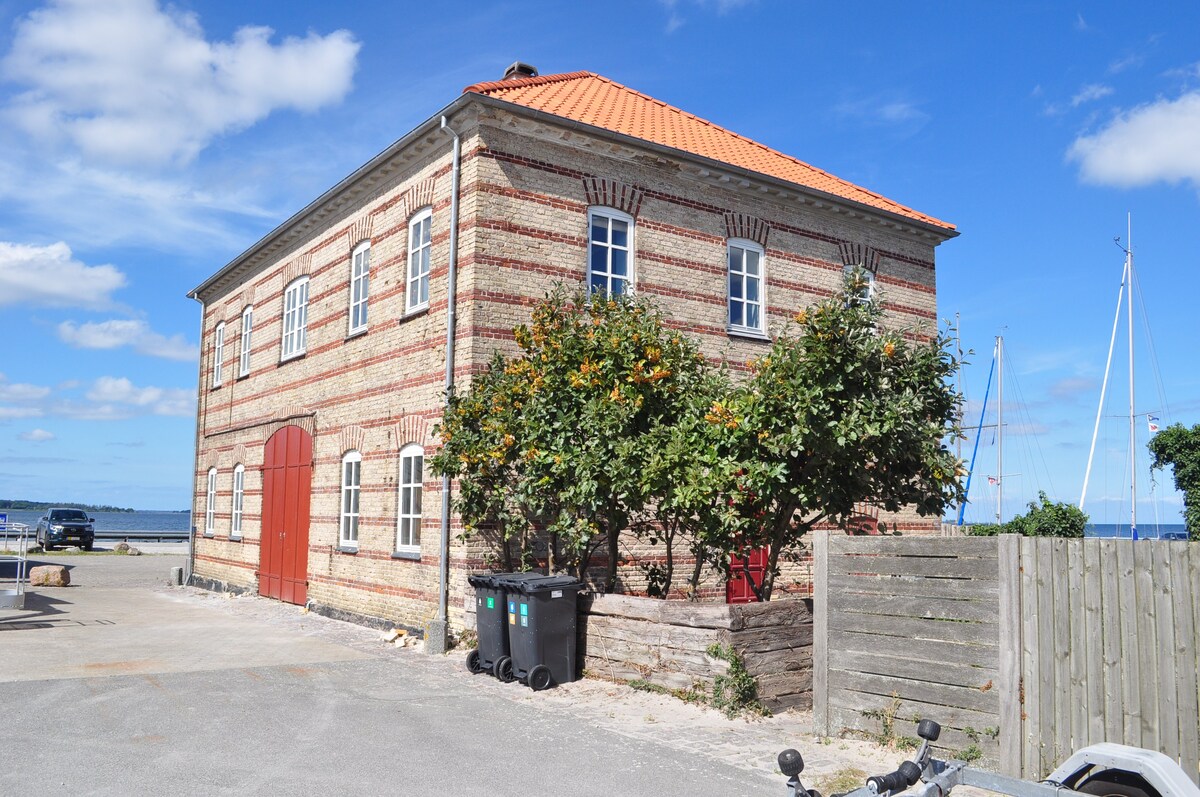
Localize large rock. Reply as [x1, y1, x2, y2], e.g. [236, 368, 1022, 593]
[29, 565, 70, 587]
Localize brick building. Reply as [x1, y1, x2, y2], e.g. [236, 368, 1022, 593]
[187, 63, 957, 639]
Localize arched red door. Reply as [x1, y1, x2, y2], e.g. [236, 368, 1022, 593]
[259, 425, 311, 605]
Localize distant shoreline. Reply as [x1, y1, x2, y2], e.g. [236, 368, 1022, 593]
[0, 502, 188, 513]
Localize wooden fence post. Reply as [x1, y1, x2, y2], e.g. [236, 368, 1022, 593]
[813, 529, 830, 736]
[997, 533, 1022, 777]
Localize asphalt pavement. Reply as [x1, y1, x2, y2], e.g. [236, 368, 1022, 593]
[0, 549, 802, 797]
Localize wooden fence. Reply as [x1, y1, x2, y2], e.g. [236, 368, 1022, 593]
[812, 532, 1200, 783]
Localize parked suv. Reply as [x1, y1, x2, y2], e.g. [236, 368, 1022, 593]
[36, 508, 95, 551]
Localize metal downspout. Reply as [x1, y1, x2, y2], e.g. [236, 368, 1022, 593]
[186, 297, 206, 585]
[435, 115, 462, 647]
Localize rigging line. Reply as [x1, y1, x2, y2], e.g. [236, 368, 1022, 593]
[1080, 260, 1126, 512]
[1130, 265, 1172, 423]
[1002, 350, 1058, 499]
[957, 345, 996, 526]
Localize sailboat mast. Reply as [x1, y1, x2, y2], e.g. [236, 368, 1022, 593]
[1126, 215, 1137, 540]
[996, 334, 1004, 523]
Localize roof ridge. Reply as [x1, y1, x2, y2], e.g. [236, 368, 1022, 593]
[463, 70, 596, 96]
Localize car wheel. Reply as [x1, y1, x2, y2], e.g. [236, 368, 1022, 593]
[81, 542, 93, 552]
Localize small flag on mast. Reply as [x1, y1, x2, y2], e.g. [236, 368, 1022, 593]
[987, 476, 998, 486]
[1148, 415, 1160, 434]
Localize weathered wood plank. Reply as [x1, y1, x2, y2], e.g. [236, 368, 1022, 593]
[1171, 543, 1200, 783]
[583, 593, 733, 629]
[1098, 540, 1123, 746]
[829, 629, 995, 669]
[834, 592, 1000, 623]
[997, 534, 1022, 778]
[829, 554, 1000, 580]
[1067, 540, 1086, 753]
[1051, 539, 1071, 765]
[1134, 541, 1158, 751]
[1082, 538, 1106, 748]
[829, 691, 1001, 737]
[830, 669, 1000, 715]
[741, 647, 812, 676]
[1036, 538, 1058, 774]
[829, 536, 1001, 558]
[1153, 542, 1178, 762]
[829, 572, 999, 601]
[733, 597, 813, 630]
[731, 623, 813, 653]
[1116, 539, 1141, 747]
[1021, 536, 1040, 778]
[834, 648, 997, 690]
[829, 608, 998, 646]
[813, 529, 831, 736]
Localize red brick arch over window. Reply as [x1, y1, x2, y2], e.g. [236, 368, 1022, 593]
[259, 424, 312, 605]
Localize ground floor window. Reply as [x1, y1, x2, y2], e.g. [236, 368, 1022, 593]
[340, 451, 361, 548]
[397, 444, 423, 552]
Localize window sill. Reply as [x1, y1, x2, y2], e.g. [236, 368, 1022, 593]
[236, 372, 250, 381]
[336, 546, 358, 555]
[391, 550, 421, 561]
[727, 326, 771, 342]
[346, 327, 368, 341]
[278, 351, 307, 366]
[230, 534, 242, 543]
[203, 531, 215, 538]
[209, 384, 223, 392]
[399, 304, 429, 323]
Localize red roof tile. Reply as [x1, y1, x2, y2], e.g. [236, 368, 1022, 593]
[464, 71, 953, 231]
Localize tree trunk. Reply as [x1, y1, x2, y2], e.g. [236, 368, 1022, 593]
[605, 520, 620, 592]
[687, 544, 706, 601]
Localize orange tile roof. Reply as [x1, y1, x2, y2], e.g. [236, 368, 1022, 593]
[464, 71, 953, 231]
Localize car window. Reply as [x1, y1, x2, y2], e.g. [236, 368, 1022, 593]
[51, 510, 88, 521]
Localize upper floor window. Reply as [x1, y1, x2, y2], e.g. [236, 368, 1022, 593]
[407, 209, 432, 312]
[396, 443, 424, 552]
[281, 276, 309, 360]
[211, 322, 225, 387]
[588, 207, 633, 298]
[843, 263, 876, 304]
[339, 450, 362, 548]
[231, 464, 245, 537]
[728, 239, 765, 335]
[204, 467, 217, 535]
[238, 306, 253, 377]
[349, 241, 371, 334]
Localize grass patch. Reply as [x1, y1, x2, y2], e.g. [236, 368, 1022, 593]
[815, 767, 868, 794]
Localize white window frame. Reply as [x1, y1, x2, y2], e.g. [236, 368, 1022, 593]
[231, 464, 245, 537]
[238, 305, 253, 377]
[211, 322, 225, 387]
[587, 207, 634, 298]
[339, 450, 362, 549]
[349, 240, 371, 335]
[204, 468, 217, 536]
[396, 443, 424, 553]
[281, 276, 310, 361]
[406, 209, 432, 313]
[844, 263, 876, 303]
[727, 238, 767, 336]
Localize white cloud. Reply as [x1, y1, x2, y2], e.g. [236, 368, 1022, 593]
[0, 373, 51, 402]
[1049, 376, 1098, 401]
[0, 241, 125, 308]
[58, 319, 198, 361]
[1, 0, 360, 166]
[19, 428, 55, 442]
[659, 0, 754, 32]
[1071, 84, 1113, 107]
[85, 376, 193, 417]
[1068, 91, 1200, 188]
[833, 96, 930, 133]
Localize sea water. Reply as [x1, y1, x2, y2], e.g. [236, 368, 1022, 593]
[0, 509, 191, 533]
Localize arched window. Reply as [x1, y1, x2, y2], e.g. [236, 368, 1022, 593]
[396, 443, 424, 552]
[281, 276, 310, 360]
[587, 207, 634, 298]
[205, 467, 217, 535]
[349, 240, 371, 334]
[727, 238, 766, 335]
[212, 322, 225, 387]
[406, 209, 432, 312]
[339, 450, 362, 548]
[231, 464, 245, 537]
[238, 305, 253, 377]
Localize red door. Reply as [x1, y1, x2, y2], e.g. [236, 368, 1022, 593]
[726, 546, 769, 604]
[259, 425, 311, 605]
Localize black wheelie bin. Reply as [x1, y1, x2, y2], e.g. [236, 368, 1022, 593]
[505, 574, 585, 690]
[466, 572, 542, 680]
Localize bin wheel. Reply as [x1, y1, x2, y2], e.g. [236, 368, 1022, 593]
[494, 656, 515, 683]
[466, 648, 483, 674]
[528, 664, 552, 691]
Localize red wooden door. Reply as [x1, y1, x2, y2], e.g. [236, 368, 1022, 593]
[726, 546, 769, 604]
[259, 425, 311, 605]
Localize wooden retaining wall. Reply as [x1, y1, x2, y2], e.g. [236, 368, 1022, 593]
[813, 532, 1200, 783]
[579, 594, 814, 712]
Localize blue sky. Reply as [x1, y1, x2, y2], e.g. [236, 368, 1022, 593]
[0, 1, 1196, 525]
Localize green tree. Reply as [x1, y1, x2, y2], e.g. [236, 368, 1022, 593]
[1148, 422, 1200, 540]
[967, 491, 1087, 538]
[432, 287, 710, 588]
[705, 271, 966, 600]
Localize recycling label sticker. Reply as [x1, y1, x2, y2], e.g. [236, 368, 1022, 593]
[487, 597, 495, 609]
[551, 590, 562, 598]
[509, 613, 516, 625]
[521, 616, 528, 627]
[520, 603, 529, 616]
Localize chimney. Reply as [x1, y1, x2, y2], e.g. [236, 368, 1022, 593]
[501, 61, 538, 81]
